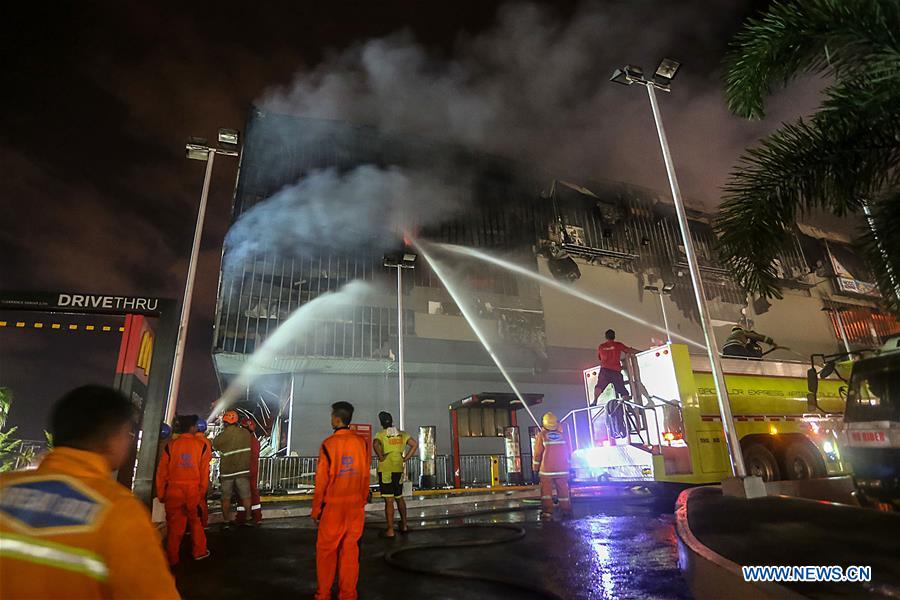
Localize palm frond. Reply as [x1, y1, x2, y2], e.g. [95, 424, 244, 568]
[724, 0, 900, 119]
[857, 190, 900, 313]
[715, 105, 900, 300]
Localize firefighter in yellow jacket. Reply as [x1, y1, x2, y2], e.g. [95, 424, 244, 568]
[0, 385, 180, 599]
[532, 411, 573, 521]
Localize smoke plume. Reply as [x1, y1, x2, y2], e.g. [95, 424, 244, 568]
[223, 165, 467, 274]
[260, 1, 822, 209]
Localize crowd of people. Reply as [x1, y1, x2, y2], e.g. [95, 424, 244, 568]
[0, 386, 421, 599]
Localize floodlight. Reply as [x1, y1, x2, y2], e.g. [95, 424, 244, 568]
[654, 58, 681, 82]
[217, 128, 240, 146]
[610, 65, 644, 86]
[185, 138, 210, 161]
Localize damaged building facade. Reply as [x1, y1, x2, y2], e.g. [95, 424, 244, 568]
[212, 108, 900, 458]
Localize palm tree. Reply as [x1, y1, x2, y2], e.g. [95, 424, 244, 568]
[716, 0, 900, 313]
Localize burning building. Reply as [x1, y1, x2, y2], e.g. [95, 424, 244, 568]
[212, 107, 898, 460]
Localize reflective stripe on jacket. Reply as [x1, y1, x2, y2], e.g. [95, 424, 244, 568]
[723, 328, 770, 349]
[213, 424, 253, 478]
[532, 428, 571, 477]
[0, 447, 180, 599]
[311, 428, 369, 520]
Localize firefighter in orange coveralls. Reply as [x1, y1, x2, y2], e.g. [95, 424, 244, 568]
[532, 411, 573, 521]
[312, 401, 369, 600]
[0, 385, 179, 599]
[156, 414, 210, 565]
[235, 417, 262, 524]
[195, 417, 213, 528]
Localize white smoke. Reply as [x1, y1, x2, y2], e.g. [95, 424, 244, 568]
[223, 164, 467, 274]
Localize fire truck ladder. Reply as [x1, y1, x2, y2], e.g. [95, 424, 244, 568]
[574, 354, 684, 454]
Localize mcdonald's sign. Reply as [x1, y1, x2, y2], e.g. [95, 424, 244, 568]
[115, 315, 155, 386]
[136, 330, 154, 377]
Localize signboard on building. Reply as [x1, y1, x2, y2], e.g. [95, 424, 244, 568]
[826, 243, 881, 299]
[0, 291, 163, 316]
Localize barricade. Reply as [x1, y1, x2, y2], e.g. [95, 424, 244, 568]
[247, 453, 529, 494]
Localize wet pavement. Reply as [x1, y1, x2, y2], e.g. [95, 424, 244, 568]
[685, 486, 900, 598]
[175, 497, 690, 600]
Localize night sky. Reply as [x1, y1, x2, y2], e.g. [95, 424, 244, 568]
[0, 1, 815, 432]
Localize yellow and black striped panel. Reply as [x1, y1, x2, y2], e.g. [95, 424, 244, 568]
[0, 321, 125, 333]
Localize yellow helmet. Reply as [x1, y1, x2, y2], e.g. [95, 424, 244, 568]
[542, 411, 558, 430]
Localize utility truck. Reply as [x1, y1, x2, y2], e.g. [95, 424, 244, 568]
[808, 335, 900, 509]
[566, 343, 848, 490]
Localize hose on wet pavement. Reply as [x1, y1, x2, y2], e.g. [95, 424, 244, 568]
[382, 523, 565, 600]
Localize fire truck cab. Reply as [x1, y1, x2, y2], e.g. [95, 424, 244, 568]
[567, 343, 847, 488]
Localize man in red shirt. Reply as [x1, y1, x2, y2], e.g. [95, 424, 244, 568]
[595, 329, 639, 404]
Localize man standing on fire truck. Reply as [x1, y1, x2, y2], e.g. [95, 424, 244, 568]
[594, 329, 639, 404]
[532, 411, 573, 521]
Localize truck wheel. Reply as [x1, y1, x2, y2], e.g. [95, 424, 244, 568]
[783, 442, 825, 480]
[744, 444, 780, 482]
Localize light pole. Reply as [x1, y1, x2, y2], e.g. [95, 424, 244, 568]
[166, 129, 240, 423]
[611, 60, 762, 496]
[383, 250, 417, 431]
[644, 283, 675, 344]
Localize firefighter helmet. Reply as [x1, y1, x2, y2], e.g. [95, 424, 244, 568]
[542, 411, 559, 430]
[222, 410, 239, 425]
[196, 418, 207, 433]
[159, 422, 172, 440]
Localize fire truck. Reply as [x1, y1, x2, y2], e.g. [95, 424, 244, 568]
[565, 343, 848, 489]
[808, 335, 900, 509]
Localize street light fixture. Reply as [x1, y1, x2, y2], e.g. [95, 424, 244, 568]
[653, 58, 681, 85]
[217, 128, 240, 147]
[384, 249, 417, 431]
[611, 59, 762, 496]
[166, 129, 241, 423]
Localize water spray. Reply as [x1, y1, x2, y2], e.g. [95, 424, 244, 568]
[208, 281, 370, 422]
[437, 243, 706, 350]
[413, 240, 541, 428]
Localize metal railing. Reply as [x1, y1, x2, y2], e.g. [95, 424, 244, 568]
[234, 453, 529, 495]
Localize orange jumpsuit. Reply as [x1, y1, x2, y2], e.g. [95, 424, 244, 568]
[0, 447, 179, 599]
[312, 427, 369, 600]
[194, 432, 213, 527]
[156, 433, 209, 565]
[532, 427, 572, 516]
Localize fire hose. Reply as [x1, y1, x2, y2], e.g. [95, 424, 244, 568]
[382, 522, 565, 600]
